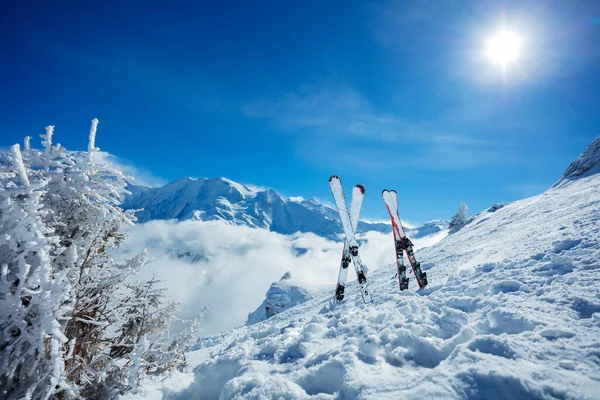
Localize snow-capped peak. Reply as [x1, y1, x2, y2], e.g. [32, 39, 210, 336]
[221, 177, 259, 199]
[122, 177, 424, 239]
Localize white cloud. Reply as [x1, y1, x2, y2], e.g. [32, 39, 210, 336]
[288, 196, 305, 202]
[242, 83, 414, 143]
[242, 83, 500, 171]
[119, 220, 341, 335]
[118, 219, 445, 336]
[94, 151, 167, 187]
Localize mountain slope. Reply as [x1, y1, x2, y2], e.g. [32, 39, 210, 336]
[122, 177, 448, 240]
[127, 138, 600, 399]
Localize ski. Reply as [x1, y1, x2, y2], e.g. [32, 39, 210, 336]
[329, 175, 372, 303]
[334, 184, 365, 303]
[382, 189, 428, 289]
[382, 189, 409, 291]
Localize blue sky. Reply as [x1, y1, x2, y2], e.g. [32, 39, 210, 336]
[1, 1, 599, 223]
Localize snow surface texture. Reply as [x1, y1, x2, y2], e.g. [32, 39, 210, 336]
[121, 177, 448, 240]
[125, 149, 600, 399]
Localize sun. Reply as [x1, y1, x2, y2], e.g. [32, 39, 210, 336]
[486, 30, 522, 67]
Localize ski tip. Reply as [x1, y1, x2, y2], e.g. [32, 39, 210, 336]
[390, 189, 397, 195]
[382, 189, 389, 195]
[356, 184, 365, 194]
[329, 175, 340, 182]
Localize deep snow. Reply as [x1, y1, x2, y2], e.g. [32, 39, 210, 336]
[123, 137, 600, 399]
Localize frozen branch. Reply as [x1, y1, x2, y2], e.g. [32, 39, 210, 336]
[88, 118, 99, 163]
[10, 143, 29, 186]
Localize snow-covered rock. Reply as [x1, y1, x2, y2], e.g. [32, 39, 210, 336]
[410, 219, 448, 237]
[126, 137, 600, 399]
[554, 135, 600, 187]
[247, 273, 329, 325]
[122, 177, 448, 240]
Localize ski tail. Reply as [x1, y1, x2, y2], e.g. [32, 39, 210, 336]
[334, 245, 351, 302]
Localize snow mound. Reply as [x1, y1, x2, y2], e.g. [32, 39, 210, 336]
[247, 273, 329, 325]
[131, 162, 600, 399]
[554, 136, 600, 187]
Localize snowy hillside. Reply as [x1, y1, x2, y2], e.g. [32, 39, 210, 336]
[127, 138, 600, 399]
[122, 177, 448, 240]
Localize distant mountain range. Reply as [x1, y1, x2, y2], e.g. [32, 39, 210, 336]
[0, 146, 447, 240]
[121, 177, 448, 240]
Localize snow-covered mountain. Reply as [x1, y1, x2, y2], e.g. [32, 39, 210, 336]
[122, 177, 448, 240]
[127, 137, 600, 399]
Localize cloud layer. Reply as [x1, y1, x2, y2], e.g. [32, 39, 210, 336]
[95, 151, 167, 187]
[118, 219, 446, 336]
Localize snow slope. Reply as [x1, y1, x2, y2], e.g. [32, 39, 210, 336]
[122, 177, 448, 240]
[126, 138, 600, 400]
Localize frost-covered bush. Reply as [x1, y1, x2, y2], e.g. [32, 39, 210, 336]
[448, 202, 468, 233]
[0, 120, 199, 399]
[0, 144, 69, 399]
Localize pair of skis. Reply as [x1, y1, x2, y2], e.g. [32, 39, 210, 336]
[382, 189, 428, 291]
[329, 175, 371, 303]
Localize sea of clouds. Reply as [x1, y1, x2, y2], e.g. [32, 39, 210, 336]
[118, 219, 446, 336]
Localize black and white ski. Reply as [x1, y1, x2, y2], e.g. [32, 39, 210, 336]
[334, 184, 365, 303]
[382, 189, 428, 289]
[329, 175, 372, 303]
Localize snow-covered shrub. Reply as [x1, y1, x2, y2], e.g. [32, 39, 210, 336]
[0, 120, 199, 399]
[113, 276, 201, 386]
[448, 202, 468, 233]
[0, 144, 69, 399]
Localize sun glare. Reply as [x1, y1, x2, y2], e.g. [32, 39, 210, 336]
[486, 30, 522, 67]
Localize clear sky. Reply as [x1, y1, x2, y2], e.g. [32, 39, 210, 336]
[1, 1, 599, 223]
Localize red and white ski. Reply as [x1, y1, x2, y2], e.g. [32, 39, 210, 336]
[382, 189, 428, 290]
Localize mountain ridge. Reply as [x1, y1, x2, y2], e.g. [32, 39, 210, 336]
[122, 176, 449, 240]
